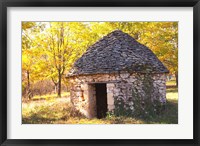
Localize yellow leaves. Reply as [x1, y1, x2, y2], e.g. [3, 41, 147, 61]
[134, 22, 178, 73]
[22, 21, 178, 86]
[22, 22, 36, 30]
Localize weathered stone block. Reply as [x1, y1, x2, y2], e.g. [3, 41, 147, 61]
[107, 93, 114, 105]
[107, 88, 112, 93]
[107, 83, 115, 88]
[108, 105, 115, 111]
[109, 75, 116, 80]
[120, 73, 130, 79]
[83, 91, 89, 99]
[81, 84, 88, 90]
[129, 77, 137, 83]
[113, 88, 121, 94]
[76, 91, 82, 97]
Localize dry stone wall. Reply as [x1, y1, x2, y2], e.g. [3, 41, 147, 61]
[68, 72, 167, 118]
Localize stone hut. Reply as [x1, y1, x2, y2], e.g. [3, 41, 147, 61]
[66, 30, 169, 119]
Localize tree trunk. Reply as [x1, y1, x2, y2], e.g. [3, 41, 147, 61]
[54, 84, 57, 94]
[26, 71, 31, 99]
[58, 72, 62, 97]
[175, 72, 178, 87]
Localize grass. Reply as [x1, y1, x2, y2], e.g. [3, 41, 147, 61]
[22, 81, 178, 124]
[166, 80, 176, 86]
[31, 92, 70, 100]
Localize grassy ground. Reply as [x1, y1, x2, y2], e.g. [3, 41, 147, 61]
[166, 79, 176, 86]
[22, 80, 178, 124]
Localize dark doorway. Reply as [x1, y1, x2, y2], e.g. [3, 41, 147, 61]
[95, 83, 107, 119]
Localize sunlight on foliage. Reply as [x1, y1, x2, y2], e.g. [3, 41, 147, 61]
[22, 22, 178, 98]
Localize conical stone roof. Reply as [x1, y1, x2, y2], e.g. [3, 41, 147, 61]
[67, 30, 169, 77]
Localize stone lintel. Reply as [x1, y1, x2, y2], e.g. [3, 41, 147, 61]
[86, 81, 119, 84]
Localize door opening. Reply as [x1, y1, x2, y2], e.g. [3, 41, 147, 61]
[95, 83, 107, 119]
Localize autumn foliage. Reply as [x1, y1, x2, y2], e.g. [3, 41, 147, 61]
[22, 22, 178, 98]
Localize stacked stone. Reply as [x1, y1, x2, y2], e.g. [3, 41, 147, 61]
[152, 74, 167, 103]
[68, 72, 167, 118]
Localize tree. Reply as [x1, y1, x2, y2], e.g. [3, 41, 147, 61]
[22, 22, 36, 98]
[39, 22, 90, 97]
[22, 22, 47, 98]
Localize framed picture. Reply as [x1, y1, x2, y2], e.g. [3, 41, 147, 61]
[0, 0, 199, 145]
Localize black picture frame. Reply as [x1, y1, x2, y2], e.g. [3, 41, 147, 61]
[0, 0, 199, 145]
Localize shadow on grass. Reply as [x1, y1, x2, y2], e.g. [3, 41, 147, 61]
[22, 102, 84, 124]
[23, 99, 178, 124]
[133, 99, 178, 124]
[22, 113, 58, 124]
[23, 94, 178, 124]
